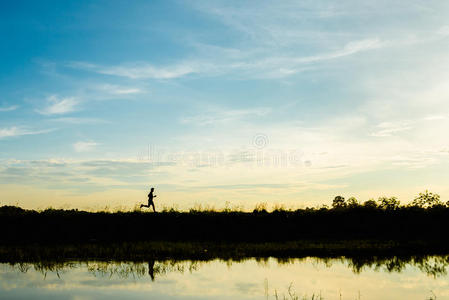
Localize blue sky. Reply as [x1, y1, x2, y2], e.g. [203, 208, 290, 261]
[1, 0, 449, 210]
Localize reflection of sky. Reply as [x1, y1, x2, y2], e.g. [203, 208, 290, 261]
[1, 258, 449, 300]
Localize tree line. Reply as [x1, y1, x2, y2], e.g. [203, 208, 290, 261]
[331, 190, 443, 210]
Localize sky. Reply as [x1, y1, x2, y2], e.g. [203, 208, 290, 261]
[1, 0, 449, 210]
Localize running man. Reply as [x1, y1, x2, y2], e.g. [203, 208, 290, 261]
[140, 187, 157, 212]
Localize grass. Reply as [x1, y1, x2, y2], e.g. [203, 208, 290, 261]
[2, 204, 449, 244]
[270, 282, 324, 300]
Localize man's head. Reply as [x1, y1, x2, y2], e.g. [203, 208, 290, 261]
[151, 187, 154, 192]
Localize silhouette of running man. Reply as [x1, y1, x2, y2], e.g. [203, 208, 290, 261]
[140, 187, 157, 212]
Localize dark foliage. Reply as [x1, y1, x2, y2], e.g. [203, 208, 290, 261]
[1, 205, 449, 244]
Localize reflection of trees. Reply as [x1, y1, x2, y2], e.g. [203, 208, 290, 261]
[414, 256, 449, 278]
[6, 260, 203, 281]
[274, 256, 449, 278]
[5, 255, 449, 279]
[346, 256, 406, 274]
[6, 261, 76, 279]
[86, 260, 202, 280]
[87, 261, 147, 279]
[345, 256, 449, 278]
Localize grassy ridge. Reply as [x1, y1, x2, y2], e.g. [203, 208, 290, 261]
[1, 205, 449, 244]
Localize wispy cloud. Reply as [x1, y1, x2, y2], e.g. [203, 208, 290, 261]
[437, 25, 449, 36]
[94, 84, 143, 95]
[65, 38, 382, 80]
[73, 141, 99, 152]
[37, 95, 79, 115]
[301, 39, 382, 62]
[0, 105, 19, 112]
[370, 122, 413, 137]
[181, 107, 271, 125]
[422, 115, 448, 121]
[48, 117, 108, 124]
[0, 127, 54, 139]
[67, 61, 196, 79]
[232, 38, 383, 78]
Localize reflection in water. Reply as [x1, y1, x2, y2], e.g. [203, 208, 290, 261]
[347, 256, 449, 278]
[148, 260, 154, 281]
[6, 255, 449, 280]
[1, 256, 449, 300]
[86, 259, 202, 281]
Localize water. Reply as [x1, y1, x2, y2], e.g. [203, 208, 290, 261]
[1, 256, 448, 299]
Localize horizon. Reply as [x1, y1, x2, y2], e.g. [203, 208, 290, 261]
[1, 1, 449, 210]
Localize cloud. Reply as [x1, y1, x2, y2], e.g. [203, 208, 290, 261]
[37, 95, 79, 115]
[181, 107, 271, 125]
[54, 2, 449, 85]
[437, 25, 449, 36]
[95, 84, 143, 95]
[0, 105, 19, 112]
[48, 117, 108, 124]
[65, 38, 382, 81]
[73, 141, 99, 152]
[67, 61, 196, 79]
[231, 38, 383, 78]
[423, 115, 448, 121]
[0, 127, 53, 139]
[291, 39, 383, 64]
[370, 122, 413, 137]
[203, 183, 293, 190]
[0, 158, 162, 194]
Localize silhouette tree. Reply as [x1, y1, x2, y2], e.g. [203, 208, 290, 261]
[347, 197, 359, 208]
[377, 196, 400, 210]
[363, 199, 378, 209]
[332, 196, 346, 209]
[411, 190, 442, 208]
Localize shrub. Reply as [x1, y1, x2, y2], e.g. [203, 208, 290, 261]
[253, 202, 268, 213]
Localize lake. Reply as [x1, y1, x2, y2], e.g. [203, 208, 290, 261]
[1, 256, 448, 299]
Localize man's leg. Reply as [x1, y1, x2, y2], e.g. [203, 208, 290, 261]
[150, 202, 156, 212]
